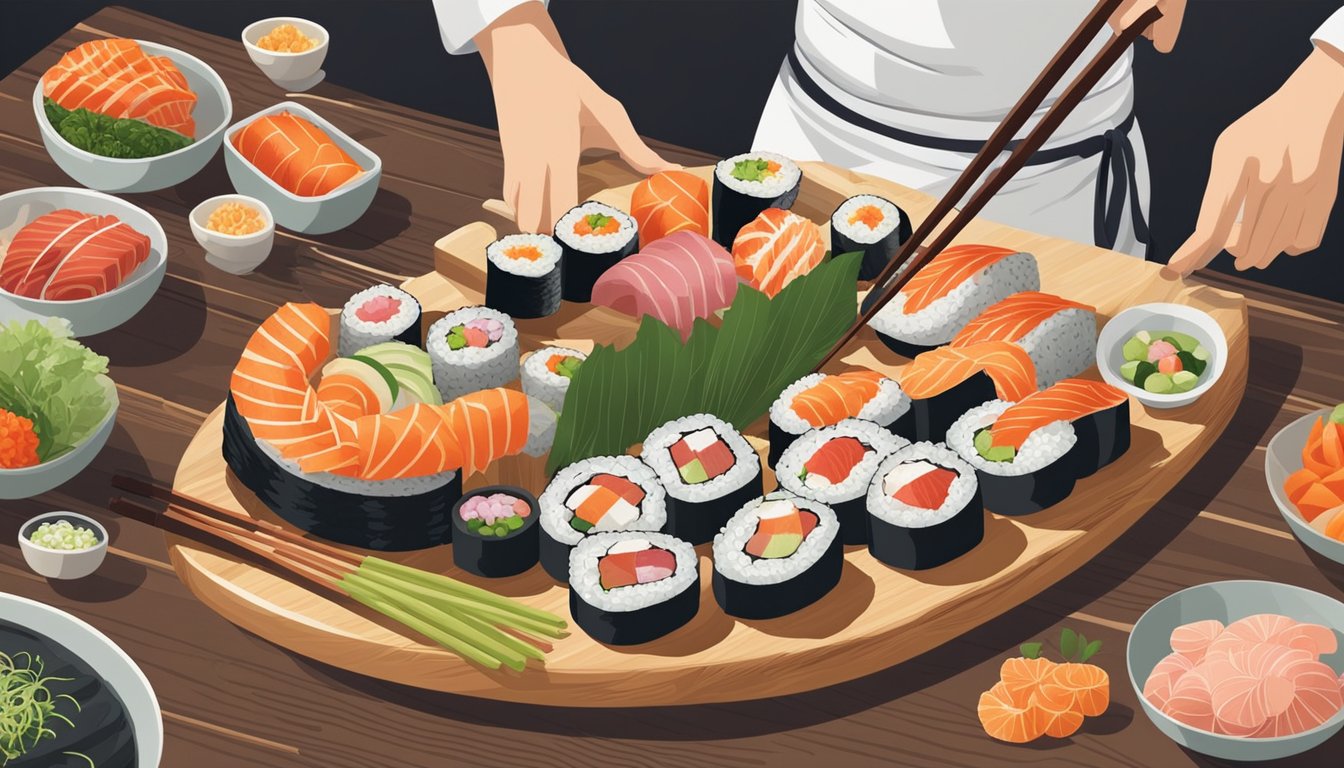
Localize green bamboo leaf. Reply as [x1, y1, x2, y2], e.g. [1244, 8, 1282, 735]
[1081, 639, 1103, 663]
[1060, 628, 1079, 662]
[1019, 642, 1043, 660]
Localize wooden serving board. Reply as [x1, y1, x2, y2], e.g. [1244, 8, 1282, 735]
[170, 162, 1249, 706]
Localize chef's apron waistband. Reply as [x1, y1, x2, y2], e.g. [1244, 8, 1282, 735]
[783, 50, 1151, 257]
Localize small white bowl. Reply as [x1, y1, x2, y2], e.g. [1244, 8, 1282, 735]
[0, 391, 118, 500]
[18, 511, 110, 579]
[242, 17, 329, 91]
[1096, 302, 1228, 409]
[1266, 407, 1344, 565]
[190, 194, 276, 275]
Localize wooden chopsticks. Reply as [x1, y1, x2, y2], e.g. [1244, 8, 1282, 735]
[815, 1, 1163, 371]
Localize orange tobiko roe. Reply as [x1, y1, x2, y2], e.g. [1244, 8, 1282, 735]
[0, 408, 40, 468]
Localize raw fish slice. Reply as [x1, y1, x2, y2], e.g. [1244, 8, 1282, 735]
[978, 681, 1047, 744]
[1145, 652, 1195, 710]
[439, 388, 529, 477]
[1163, 666, 1216, 732]
[952, 291, 1096, 347]
[590, 231, 736, 340]
[1206, 644, 1308, 730]
[1170, 619, 1225, 663]
[36, 218, 151, 300]
[316, 373, 383, 421]
[999, 656, 1056, 702]
[42, 38, 197, 137]
[230, 112, 363, 197]
[790, 370, 886, 427]
[630, 170, 709, 247]
[900, 244, 1020, 314]
[1222, 614, 1303, 646]
[0, 210, 99, 295]
[989, 378, 1128, 450]
[1033, 681, 1084, 738]
[1255, 656, 1344, 736]
[1269, 622, 1338, 658]
[1051, 662, 1111, 717]
[355, 403, 462, 481]
[900, 341, 1039, 402]
[804, 436, 869, 484]
[731, 208, 825, 297]
[1292, 482, 1344, 522]
[892, 466, 956, 509]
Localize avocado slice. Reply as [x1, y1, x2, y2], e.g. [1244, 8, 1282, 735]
[1122, 336, 1149, 363]
[1144, 372, 1175, 394]
[355, 342, 443, 407]
[1171, 371, 1200, 393]
[1119, 360, 1142, 383]
[321, 357, 397, 413]
[974, 429, 1016, 463]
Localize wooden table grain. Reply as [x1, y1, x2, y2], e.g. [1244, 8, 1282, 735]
[1, 8, 1341, 767]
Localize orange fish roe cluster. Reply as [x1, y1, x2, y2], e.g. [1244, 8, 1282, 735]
[256, 23, 316, 53]
[0, 407, 40, 469]
[207, 202, 266, 236]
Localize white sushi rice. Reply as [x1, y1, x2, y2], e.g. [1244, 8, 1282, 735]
[486, 233, 563, 277]
[866, 442, 977, 528]
[832, 194, 900, 244]
[554, 202, 637, 254]
[868, 251, 1040, 347]
[569, 531, 698, 613]
[712, 492, 839, 586]
[1016, 308, 1098, 389]
[255, 436, 458, 496]
[769, 372, 911, 439]
[338, 285, 420, 357]
[427, 307, 520, 402]
[776, 418, 909, 505]
[539, 455, 667, 547]
[641, 414, 759, 503]
[715, 151, 801, 199]
[521, 346, 586, 415]
[522, 396, 557, 457]
[946, 400, 1077, 476]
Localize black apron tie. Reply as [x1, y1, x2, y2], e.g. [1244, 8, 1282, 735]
[1094, 126, 1152, 257]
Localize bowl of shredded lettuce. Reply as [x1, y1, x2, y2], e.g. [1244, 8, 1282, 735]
[31, 40, 231, 193]
[0, 318, 118, 499]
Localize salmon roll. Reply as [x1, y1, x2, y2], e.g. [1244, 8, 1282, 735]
[554, 202, 638, 302]
[712, 493, 842, 619]
[520, 346, 586, 416]
[830, 195, 913, 282]
[451, 486, 540, 578]
[776, 418, 908, 545]
[538, 456, 667, 583]
[946, 400, 1079, 516]
[711, 151, 801, 246]
[485, 233, 563, 319]
[866, 442, 983, 570]
[338, 285, 421, 357]
[427, 307, 520, 402]
[569, 531, 699, 645]
[641, 414, 764, 544]
[768, 370, 913, 467]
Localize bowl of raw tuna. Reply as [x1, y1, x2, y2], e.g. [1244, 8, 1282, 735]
[0, 187, 168, 337]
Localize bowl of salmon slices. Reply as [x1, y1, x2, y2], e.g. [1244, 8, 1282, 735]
[33, 38, 232, 193]
[1128, 581, 1344, 761]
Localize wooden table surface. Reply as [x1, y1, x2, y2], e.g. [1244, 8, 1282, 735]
[2, 8, 1341, 767]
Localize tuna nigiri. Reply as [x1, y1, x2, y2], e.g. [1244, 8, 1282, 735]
[230, 111, 363, 197]
[732, 208, 824, 297]
[630, 170, 710, 247]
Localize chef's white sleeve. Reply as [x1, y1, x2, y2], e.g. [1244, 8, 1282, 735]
[432, 0, 551, 55]
[1311, 6, 1344, 58]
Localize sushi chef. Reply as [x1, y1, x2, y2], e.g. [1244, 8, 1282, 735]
[434, 0, 1344, 275]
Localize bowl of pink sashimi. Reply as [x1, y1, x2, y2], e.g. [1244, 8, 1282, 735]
[1128, 581, 1344, 761]
[0, 187, 167, 337]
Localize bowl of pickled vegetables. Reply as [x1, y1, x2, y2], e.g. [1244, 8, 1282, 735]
[1098, 303, 1227, 409]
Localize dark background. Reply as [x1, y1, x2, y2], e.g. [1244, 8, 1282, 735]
[4, 0, 1342, 302]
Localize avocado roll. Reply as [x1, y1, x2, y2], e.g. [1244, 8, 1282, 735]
[830, 194, 913, 282]
[711, 151, 801, 246]
[555, 201, 638, 302]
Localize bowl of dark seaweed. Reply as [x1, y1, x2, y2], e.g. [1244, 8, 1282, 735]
[0, 592, 160, 767]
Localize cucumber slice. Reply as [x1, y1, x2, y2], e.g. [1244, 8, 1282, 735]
[1331, 403, 1344, 425]
[1119, 360, 1141, 383]
[1144, 372, 1175, 394]
[349, 355, 400, 403]
[1122, 337, 1149, 362]
[1135, 330, 1154, 344]
[1164, 331, 1201, 352]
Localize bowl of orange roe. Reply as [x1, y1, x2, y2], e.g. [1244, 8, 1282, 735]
[189, 194, 275, 275]
[241, 17, 328, 91]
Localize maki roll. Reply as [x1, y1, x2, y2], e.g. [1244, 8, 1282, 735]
[866, 244, 1039, 358]
[521, 346, 586, 415]
[485, 233, 563, 319]
[768, 370, 912, 467]
[775, 418, 908, 545]
[712, 493, 842, 619]
[537, 456, 667, 582]
[427, 307, 520, 402]
[830, 195, 912, 282]
[641, 414, 763, 544]
[866, 442, 983, 569]
[982, 378, 1131, 479]
[900, 341, 1039, 443]
[569, 531, 699, 645]
[946, 400, 1079, 516]
[711, 151, 801, 246]
[451, 486, 539, 578]
[951, 292, 1098, 390]
[555, 202, 638, 302]
[338, 284, 421, 357]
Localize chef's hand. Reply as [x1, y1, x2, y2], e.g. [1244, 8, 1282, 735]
[1111, 0, 1186, 52]
[1166, 44, 1344, 276]
[476, 3, 676, 233]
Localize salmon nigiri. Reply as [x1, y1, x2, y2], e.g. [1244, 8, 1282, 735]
[900, 341, 1038, 403]
[988, 379, 1128, 450]
[790, 370, 886, 427]
[732, 208, 824, 297]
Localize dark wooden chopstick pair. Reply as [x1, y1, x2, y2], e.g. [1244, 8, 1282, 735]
[815, 0, 1162, 371]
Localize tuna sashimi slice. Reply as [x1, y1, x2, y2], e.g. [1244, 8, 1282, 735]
[1170, 619, 1225, 663]
[591, 231, 736, 340]
[1162, 667, 1216, 732]
[1145, 651, 1195, 710]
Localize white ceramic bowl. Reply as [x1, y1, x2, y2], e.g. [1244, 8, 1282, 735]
[0, 187, 168, 337]
[241, 17, 329, 91]
[18, 511, 109, 579]
[189, 194, 276, 275]
[0, 592, 162, 767]
[1266, 407, 1344, 565]
[33, 40, 231, 193]
[0, 391, 118, 500]
[1128, 580, 1344, 761]
[1096, 302, 1228, 409]
[224, 101, 382, 234]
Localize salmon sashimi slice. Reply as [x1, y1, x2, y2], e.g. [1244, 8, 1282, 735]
[630, 170, 710, 247]
[317, 373, 383, 422]
[1170, 619, 1225, 663]
[230, 111, 363, 197]
[42, 39, 197, 137]
[999, 657, 1056, 702]
[790, 370, 886, 427]
[978, 681, 1047, 743]
[900, 244, 1021, 315]
[354, 403, 463, 481]
[1254, 657, 1344, 736]
[900, 341, 1038, 402]
[731, 208, 825, 297]
[438, 388, 529, 477]
[1162, 666, 1217, 732]
[1144, 651, 1196, 710]
[952, 291, 1096, 346]
[1205, 644, 1306, 729]
[988, 378, 1127, 450]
